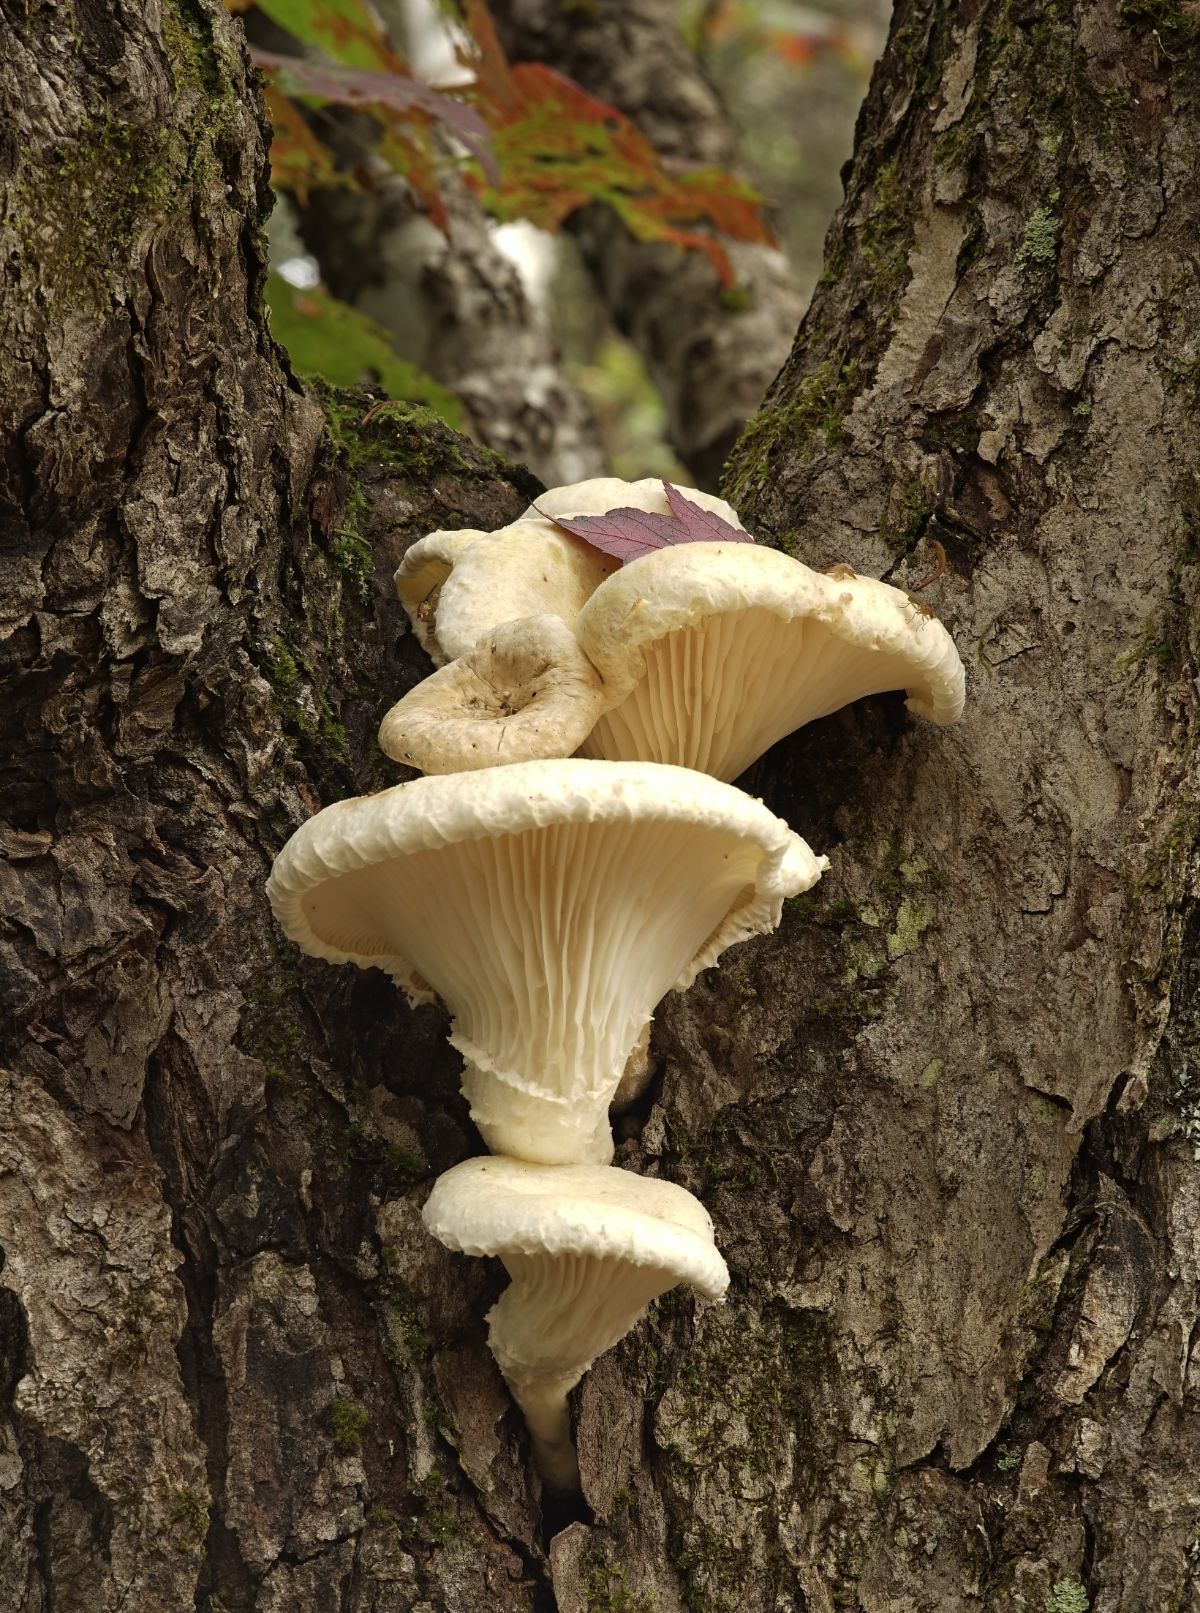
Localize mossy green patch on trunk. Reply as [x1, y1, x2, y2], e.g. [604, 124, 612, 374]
[11, 117, 184, 308]
[161, 0, 240, 103]
[859, 160, 915, 300]
[328, 1395, 369, 1452]
[1118, 0, 1200, 48]
[724, 358, 864, 512]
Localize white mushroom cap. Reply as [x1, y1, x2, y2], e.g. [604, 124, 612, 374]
[266, 759, 826, 1164]
[393, 478, 747, 665]
[377, 615, 608, 774]
[394, 527, 482, 664]
[424, 1156, 728, 1490]
[575, 545, 966, 781]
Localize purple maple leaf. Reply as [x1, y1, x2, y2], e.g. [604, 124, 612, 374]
[541, 480, 755, 565]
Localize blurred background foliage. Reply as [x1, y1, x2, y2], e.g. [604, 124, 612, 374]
[265, 269, 464, 425]
[231, 0, 889, 475]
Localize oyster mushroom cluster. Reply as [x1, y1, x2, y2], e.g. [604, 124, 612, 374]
[381, 476, 964, 782]
[267, 477, 965, 1495]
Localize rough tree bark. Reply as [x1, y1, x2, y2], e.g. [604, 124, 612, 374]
[1, 7, 1197, 1613]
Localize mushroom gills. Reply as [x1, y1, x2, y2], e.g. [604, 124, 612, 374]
[579, 604, 941, 782]
[301, 816, 764, 1161]
[490, 1251, 686, 1493]
[267, 759, 826, 1166]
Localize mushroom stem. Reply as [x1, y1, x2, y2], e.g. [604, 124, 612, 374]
[487, 1250, 679, 1493]
[490, 1357, 582, 1494]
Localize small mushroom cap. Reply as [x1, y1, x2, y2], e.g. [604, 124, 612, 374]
[425, 1156, 729, 1490]
[377, 614, 608, 774]
[394, 528, 481, 664]
[393, 478, 747, 665]
[424, 1156, 729, 1299]
[575, 543, 966, 780]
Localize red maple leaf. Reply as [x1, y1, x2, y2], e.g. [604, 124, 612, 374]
[542, 481, 755, 565]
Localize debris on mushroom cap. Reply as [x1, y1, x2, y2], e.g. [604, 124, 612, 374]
[424, 1156, 728, 1490]
[574, 543, 966, 782]
[266, 759, 827, 1164]
[393, 477, 747, 665]
[377, 615, 608, 774]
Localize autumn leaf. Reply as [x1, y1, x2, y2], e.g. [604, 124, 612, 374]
[231, 0, 773, 280]
[459, 0, 773, 286]
[542, 481, 755, 565]
[252, 49, 498, 184]
[232, 0, 453, 221]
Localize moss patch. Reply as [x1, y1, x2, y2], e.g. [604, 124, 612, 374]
[164, 1484, 211, 1558]
[724, 358, 864, 512]
[1045, 1581, 1090, 1613]
[879, 477, 933, 555]
[1118, 0, 1200, 46]
[887, 892, 934, 960]
[259, 630, 351, 781]
[1017, 202, 1060, 269]
[859, 160, 915, 298]
[239, 943, 306, 1090]
[318, 385, 518, 489]
[328, 1394, 369, 1452]
[11, 117, 183, 308]
[582, 1543, 655, 1613]
[656, 1300, 837, 1611]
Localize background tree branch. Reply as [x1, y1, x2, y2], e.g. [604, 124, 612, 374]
[292, 148, 607, 486]
[490, 0, 806, 488]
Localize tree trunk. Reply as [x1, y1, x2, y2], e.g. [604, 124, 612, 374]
[2, 6, 1197, 1613]
[713, 1, 1200, 1607]
[0, 6, 540, 1607]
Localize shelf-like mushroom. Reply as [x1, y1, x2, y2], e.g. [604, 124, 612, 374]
[378, 615, 608, 773]
[394, 477, 747, 666]
[574, 546, 966, 781]
[423, 1155, 729, 1492]
[266, 759, 826, 1164]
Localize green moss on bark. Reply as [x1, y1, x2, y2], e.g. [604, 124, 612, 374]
[328, 1395, 369, 1452]
[859, 160, 915, 298]
[582, 1544, 656, 1613]
[1017, 202, 1061, 269]
[11, 118, 183, 307]
[1118, 0, 1200, 46]
[723, 358, 864, 513]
